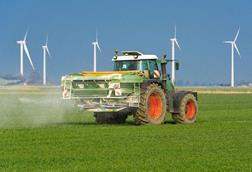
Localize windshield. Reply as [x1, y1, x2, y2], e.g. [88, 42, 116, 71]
[114, 61, 139, 71]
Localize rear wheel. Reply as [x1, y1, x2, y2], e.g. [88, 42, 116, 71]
[134, 83, 167, 125]
[172, 93, 197, 124]
[94, 111, 128, 124]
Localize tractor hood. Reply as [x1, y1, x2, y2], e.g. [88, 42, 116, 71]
[61, 70, 145, 83]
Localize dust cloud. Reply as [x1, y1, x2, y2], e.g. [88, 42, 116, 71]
[0, 93, 75, 128]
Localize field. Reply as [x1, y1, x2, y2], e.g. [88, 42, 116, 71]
[0, 86, 252, 171]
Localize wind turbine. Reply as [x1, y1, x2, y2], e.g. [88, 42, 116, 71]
[170, 26, 181, 84]
[17, 31, 35, 77]
[224, 28, 241, 87]
[42, 36, 51, 85]
[92, 32, 101, 72]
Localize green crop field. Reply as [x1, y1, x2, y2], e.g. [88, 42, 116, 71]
[0, 87, 251, 171]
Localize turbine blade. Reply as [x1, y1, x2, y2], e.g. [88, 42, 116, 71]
[97, 43, 101, 53]
[46, 35, 48, 46]
[234, 43, 241, 57]
[24, 30, 28, 41]
[234, 28, 240, 42]
[174, 25, 177, 38]
[224, 41, 232, 44]
[96, 31, 98, 42]
[175, 39, 181, 50]
[45, 36, 50, 56]
[46, 46, 51, 57]
[23, 43, 35, 70]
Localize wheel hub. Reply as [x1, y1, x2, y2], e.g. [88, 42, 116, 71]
[147, 92, 163, 120]
[185, 101, 196, 120]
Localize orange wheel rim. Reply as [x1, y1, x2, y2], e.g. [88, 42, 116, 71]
[185, 101, 196, 120]
[147, 92, 163, 120]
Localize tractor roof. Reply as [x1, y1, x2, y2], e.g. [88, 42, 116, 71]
[113, 51, 158, 61]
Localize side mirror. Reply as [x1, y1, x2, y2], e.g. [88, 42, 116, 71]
[175, 62, 180, 70]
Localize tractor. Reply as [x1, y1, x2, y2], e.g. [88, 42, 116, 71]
[61, 51, 198, 125]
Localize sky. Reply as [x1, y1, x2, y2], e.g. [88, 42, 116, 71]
[0, 0, 251, 85]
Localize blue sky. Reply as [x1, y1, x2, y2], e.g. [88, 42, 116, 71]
[0, 0, 251, 84]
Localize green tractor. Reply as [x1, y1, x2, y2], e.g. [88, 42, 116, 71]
[61, 51, 198, 125]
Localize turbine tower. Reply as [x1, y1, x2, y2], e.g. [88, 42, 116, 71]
[170, 26, 181, 84]
[42, 36, 51, 85]
[17, 31, 35, 77]
[224, 28, 241, 87]
[92, 32, 101, 72]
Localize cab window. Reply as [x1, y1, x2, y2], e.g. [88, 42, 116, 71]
[114, 60, 139, 71]
[139, 60, 148, 71]
[148, 60, 158, 71]
[148, 60, 159, 78]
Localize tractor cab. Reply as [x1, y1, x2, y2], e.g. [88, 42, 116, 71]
[113, 51, 160, 79]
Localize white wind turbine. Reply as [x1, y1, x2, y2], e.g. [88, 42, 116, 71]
[170, 26, 181, 84]
[17, 31, 35, 77]
[42, 36, 51, 85]
[224, 28, 241, 87]
[92, 32, 101, 72]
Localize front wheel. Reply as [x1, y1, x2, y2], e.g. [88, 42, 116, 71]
[172, 93, 197, 124]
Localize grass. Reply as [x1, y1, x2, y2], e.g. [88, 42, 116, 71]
[0, 88, 252, 171]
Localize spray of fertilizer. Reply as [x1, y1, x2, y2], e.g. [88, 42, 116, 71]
[0, 93, 75, 128]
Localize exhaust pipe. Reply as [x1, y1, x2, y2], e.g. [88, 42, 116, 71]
[161, 55, 168, 88]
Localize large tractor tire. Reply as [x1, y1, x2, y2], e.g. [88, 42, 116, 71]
[172, 93, 197, 124]
[134, 83, 167, 125]
[94, 111, 128, 124]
